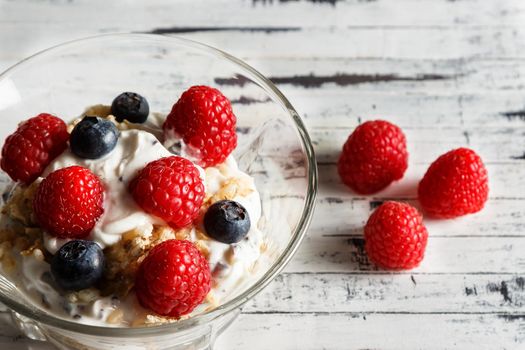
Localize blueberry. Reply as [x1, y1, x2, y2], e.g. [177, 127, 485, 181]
[111, 92, 149, 123]
[204, 200, 251, 244]
[51, 240, 105, 291]
[70, 116, 119, 159]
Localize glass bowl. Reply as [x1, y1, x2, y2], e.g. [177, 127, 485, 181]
[0, 34, 317, 349]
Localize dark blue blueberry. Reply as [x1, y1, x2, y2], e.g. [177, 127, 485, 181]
[51, 240, 105, 291]
[204, 200, 251, 244]
[111, 92, 149, 123]
[70, 116, 119, 159]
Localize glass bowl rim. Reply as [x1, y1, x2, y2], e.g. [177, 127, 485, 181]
[0, 33, 318, 337]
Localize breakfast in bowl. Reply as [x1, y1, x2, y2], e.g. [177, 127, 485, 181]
[0, 34, 316, 350]
[0, 86, 268, 327]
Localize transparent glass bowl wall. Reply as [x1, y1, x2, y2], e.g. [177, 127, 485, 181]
[0, 34, 317, 349]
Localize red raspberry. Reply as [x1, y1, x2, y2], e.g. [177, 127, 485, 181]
[418, 148, 489, 218]
[337, 120, 408, 194]
[135, 239, 211, 318]
[1, 113, 69, 184]
[364, 201, 428, 270]
[33, 166, 104, 238]
[129, 156, 205, 228]
[163, 85, 237, 167]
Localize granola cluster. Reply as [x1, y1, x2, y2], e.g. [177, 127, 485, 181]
[0, 183, 45, 274]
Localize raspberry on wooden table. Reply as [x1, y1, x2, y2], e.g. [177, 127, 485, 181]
[135, 239, 211, 318]
[33, 166, 104, 239]
[129, 156, 205, 228]
[418, 147, 489, 219]
[163, 85, 237, 167]
[337, 120, 408, 194]
[1, 113, 69, 184]
[364, 201, 428, 270]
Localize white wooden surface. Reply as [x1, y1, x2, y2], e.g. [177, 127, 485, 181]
[1, 0, 525, 349]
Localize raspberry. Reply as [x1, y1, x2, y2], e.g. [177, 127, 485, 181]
[418, 147, 489, 218]
[135, 239, 211, 318]
[33, 166, 104, 239]
[1, 113, 69, 184]
[129, 156, 205, 228]
[338, 120, 408, 194]
[163, 85, 237, 167]
[364, 201, 428, 270]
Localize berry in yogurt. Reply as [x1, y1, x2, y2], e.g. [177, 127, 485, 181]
[204, 200, 251, 244]
[51, 240, 105, 291]
[70, 116, 119, 159]
[0, 113, 69, 184]
[163, 85, 237, 167]
[135, 239, 211, 318]
[111, 92, 150, 124]
[129, 156, 205, 229]
[33, 165, 105, 239]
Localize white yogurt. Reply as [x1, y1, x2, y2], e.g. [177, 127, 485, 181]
[43, 129, 177, 251]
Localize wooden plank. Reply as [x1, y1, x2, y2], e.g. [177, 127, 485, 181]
[285, 235, 525, 274]
[312, 198, 525, 238]
[244, 273, 525, 313]
[317, 163, 525, 199]
[2, 26, 525, 62]
[282, 91, 525, 130]
[1, 310, 524, 349]
[310, 127, 525, 164]
[2, 0, 525, 27]
[235, 57, 525, 92]
[211, 57, 525, 130]
[215, 313, 525, 350]
[148, 28, 525, 60]
[230, 58, 525, 128]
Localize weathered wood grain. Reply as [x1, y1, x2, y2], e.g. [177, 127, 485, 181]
[310, 127, 525, 164]
[226, 57, 525, 91]
[2, 0, 525, 28]
[215, 313, 525, 349]
[244, 273, 525, 313]
[286, 91, 525, 130]
[286, 235, 525, 274]
[147, 28, 525, 60]
[232, 58, 525, 128]
[316, 162, 525, 199]
[2, 26, 525, 61]
[312, 197, 525, 237]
